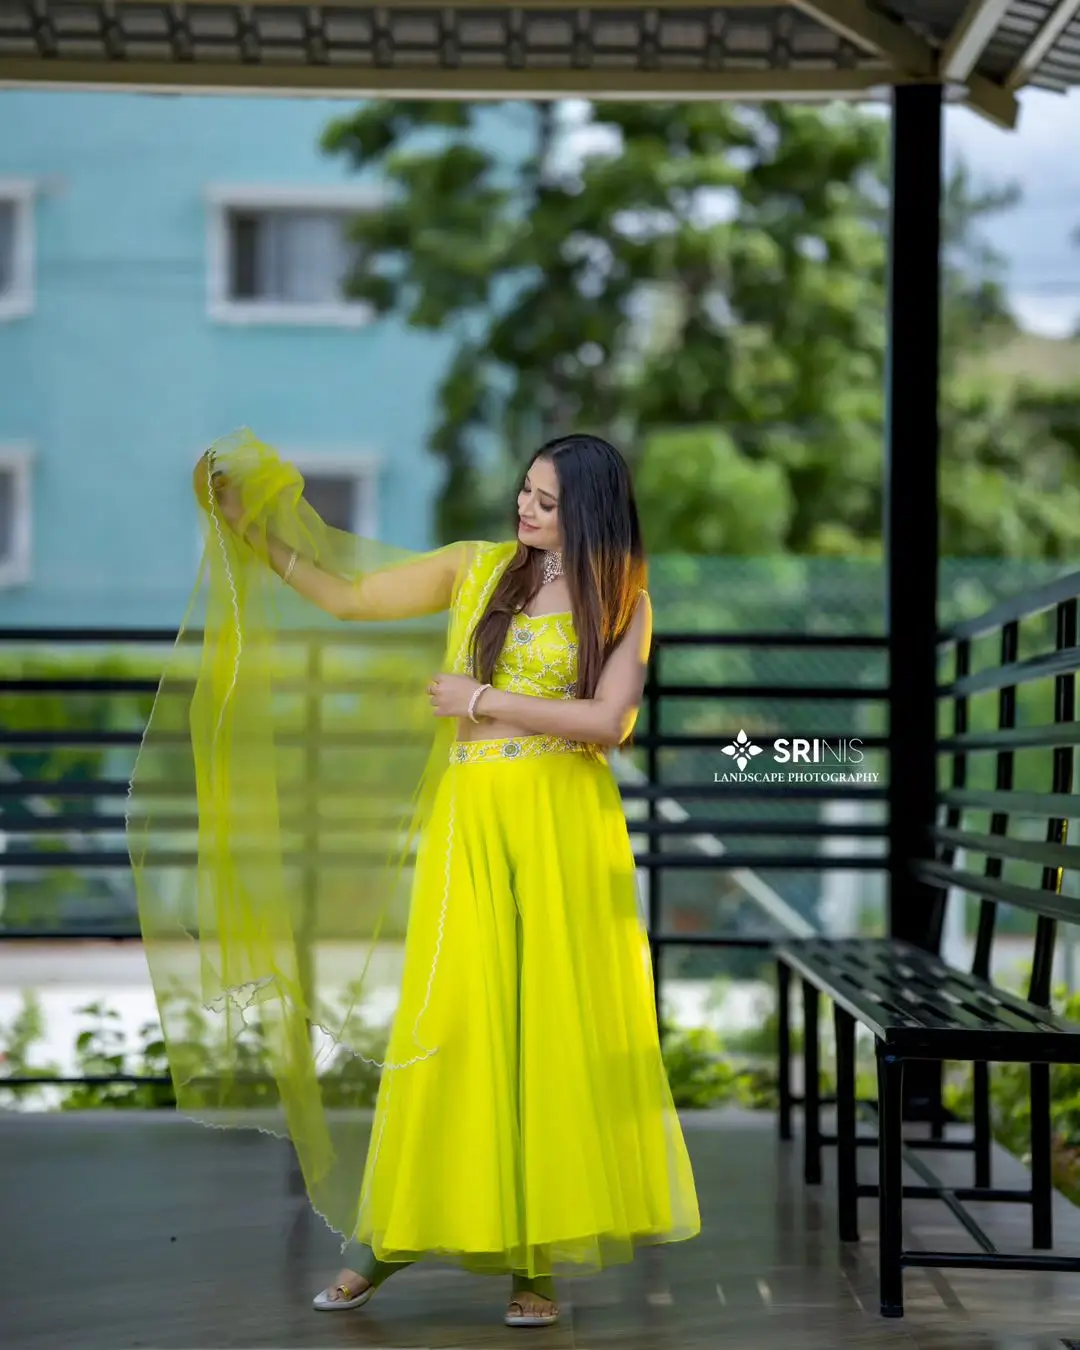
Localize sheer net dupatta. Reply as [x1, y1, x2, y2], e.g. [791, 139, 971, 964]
[126, 428, 468, 1244]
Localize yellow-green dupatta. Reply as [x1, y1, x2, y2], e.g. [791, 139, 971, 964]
[126, 428, 501, 1245]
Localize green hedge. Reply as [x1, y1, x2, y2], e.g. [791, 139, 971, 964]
[6, 989, 1080, 1212]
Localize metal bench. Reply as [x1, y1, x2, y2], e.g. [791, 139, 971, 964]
[777, 575, 1080, 1318]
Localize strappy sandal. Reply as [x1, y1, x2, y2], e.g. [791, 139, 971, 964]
[312, 1276, 375, 1312]
[504, 1294, 560, 1327]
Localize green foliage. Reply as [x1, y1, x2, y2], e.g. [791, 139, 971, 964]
[723, 1006, 798, 1058]
[17, 982, 1080, 1215]
[660, 1019, 778, 1110]
[0, 639, 437, 942]
[940, 378, 1080, 560]
[944, 986, 1080, 1204]
[60, 1001, 175, 1110]
[662, 1024, 739, 1107]
[636, 426, 793, 555]
[0, 991, 784, 1115]
[0, 992, 61, 1095]
[0, 649, 161, 931]
[0, 652, 155, 782]
[0, 987, 387, 1112]
[320, 99, 1080, 562]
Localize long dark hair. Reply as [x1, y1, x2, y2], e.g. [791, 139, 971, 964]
[470, 433, 646, 703]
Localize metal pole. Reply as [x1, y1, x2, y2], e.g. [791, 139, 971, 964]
[645, 641, 663, 1036]
[885, 82, 944, 1122]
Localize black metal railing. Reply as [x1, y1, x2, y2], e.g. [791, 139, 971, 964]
[0, 624, 890, 1095]
[927, 568, 1080, 992]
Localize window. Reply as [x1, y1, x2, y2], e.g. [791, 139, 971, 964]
[0, 180, 35, 321]
[0, 445, 33, 587]
[229, 210, 354, 305]
[196, 452, 379, 559]
[297, 457, 380, 538]
[207, 186, 379, 326]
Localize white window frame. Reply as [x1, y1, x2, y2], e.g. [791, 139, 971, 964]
[289, 450, 382, 538]
[195, 447, 382, 559]
[205, 184, 381, 328]
[0, 179, 36, 322]
[0, 443, 34, 588]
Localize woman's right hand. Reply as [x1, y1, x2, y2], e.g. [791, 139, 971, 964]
[211, 474, 245, 530]
[194, 453, 244, 531]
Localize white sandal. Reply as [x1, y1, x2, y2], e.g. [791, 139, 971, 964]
[312, 1278, 375, 1312]
[504, 1297, 560, 1328]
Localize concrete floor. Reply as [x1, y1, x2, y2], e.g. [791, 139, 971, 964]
[2, 1106, 1079, 1349]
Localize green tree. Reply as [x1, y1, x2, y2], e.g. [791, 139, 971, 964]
[323, 100, 889, 548]
[940, 375, 1080, 559]
[322, 99, 1076, 559]
[940, 160, 1019, 352]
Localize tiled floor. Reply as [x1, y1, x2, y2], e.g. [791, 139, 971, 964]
[3, 1107, 1080, 1349]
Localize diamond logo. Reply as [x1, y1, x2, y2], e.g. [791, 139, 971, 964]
[722, 729, 764, 772]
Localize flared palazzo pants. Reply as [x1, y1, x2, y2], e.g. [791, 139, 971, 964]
[355, 735, 700, 1277]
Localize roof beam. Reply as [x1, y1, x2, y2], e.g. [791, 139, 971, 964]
[959, 72, 1020, 130]
[172, 0, 785, 5]
[1007, 0, 1080, 88]
[790, 0, 1018, 128]
[0, 59, 895, 100]
[788, 0, 934, 75]
[941, 0, 1015, 81]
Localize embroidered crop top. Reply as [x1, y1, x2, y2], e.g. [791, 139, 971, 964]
[492, 610, 579, 700]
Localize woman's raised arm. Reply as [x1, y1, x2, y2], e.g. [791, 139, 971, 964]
[259, 530, 468, 621]
[198, 455, 469, 622]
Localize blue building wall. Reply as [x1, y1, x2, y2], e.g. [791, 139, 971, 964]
[0, 90, 458, 627]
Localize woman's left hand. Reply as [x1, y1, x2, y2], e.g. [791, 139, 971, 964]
[427, 673, 486, 719]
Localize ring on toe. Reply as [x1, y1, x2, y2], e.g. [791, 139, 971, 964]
[311, 1275, 374, 1312]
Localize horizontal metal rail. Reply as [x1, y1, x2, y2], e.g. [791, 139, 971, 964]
[0, 927, 777, 947]
[5, 810, 889, 832]
[914, 859, 1080, 925]
[939, 644, 1080, 700]
[0, 848, 889, 871]
[0, 626, 889, 648]
[940, 567, 1080, 643]
[0, 624, 888, 1095]
[931, 825, 1080, 871]
[0, 675, 888, 701]
[0, 777, 888, 801]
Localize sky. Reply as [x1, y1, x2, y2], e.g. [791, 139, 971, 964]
[946, 88, 1080, 337]
[561, 88, 1080, 341]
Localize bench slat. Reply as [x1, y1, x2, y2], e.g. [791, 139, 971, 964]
[777, 938, 1080, 1061]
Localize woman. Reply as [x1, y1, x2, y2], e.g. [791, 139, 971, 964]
[131, 428, 699, 1329]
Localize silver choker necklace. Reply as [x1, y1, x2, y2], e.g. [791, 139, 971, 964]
[541, 550, 563, 586]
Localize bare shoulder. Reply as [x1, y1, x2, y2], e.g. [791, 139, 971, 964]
[630, 588, 653, 635]
[611, 588, 652, 659]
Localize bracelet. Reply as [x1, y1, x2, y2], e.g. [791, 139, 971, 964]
[468, 683, 492, 724]
[282, 549, 299, 584]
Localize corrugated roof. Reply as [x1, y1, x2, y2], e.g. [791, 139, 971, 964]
[0, 1, 1075, 129]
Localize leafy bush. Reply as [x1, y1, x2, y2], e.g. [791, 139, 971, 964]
[14, 983, 1080, 1219]
[2, 993, 783, 1113]
[60, 1001, 175, 1110]
[0, 992, 61, 1093]
[660, 1021, 779, 1110]
[943, 986, 1080, 1204]
[0, 987, 388, 1111]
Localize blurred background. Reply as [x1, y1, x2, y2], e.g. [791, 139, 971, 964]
[1, 84, 1079, 1148]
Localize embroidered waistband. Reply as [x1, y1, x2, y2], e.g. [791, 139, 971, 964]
[450, 735, 586, 765]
